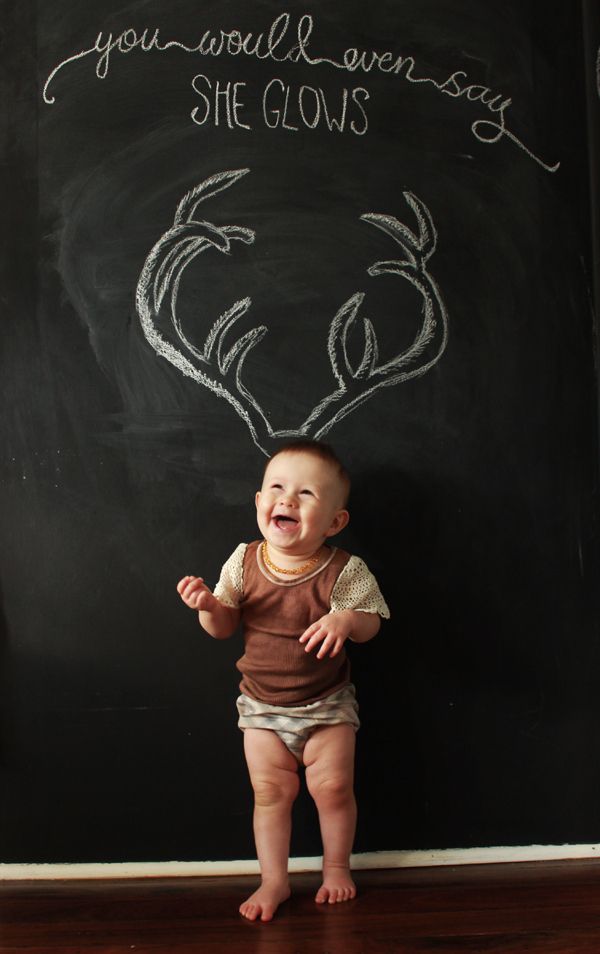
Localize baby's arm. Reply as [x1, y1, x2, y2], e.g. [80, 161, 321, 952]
[177, 575, 240, 639]
[299, 610, 380, 659]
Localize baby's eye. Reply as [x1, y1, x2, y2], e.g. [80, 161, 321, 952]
[300, 489, 314, 496]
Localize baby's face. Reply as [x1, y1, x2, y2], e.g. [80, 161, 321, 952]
[256, 452, 349, 557]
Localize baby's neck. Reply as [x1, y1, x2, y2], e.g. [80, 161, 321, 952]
[261, 541, 326, 577]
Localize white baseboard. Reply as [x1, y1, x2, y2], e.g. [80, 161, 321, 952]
[1, 844, 599, 881]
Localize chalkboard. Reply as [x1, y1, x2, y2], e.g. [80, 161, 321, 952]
[1, 0, 599, 864]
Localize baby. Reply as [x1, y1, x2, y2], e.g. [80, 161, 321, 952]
[177, 440, 389, 922]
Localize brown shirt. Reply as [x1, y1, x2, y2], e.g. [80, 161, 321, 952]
[236, 541, 352, 706]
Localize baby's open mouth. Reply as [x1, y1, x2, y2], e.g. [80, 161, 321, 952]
[273, 515, 299, 530]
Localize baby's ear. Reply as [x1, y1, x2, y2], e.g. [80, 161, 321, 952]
[327, 509, 350, 536]
[255, 491, 261, 509]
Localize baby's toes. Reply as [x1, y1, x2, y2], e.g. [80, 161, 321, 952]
[239, 901, 258, 921]
[315, 885, 330, 904]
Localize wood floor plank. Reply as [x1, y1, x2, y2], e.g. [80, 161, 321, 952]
[2, 862, 600, 952]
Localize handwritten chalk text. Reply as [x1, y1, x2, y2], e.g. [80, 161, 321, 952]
[189, 74, 369, 134]
[261, 79, 369, 134]
[191, 75, 251, 129]
[42, 12, 559, 171]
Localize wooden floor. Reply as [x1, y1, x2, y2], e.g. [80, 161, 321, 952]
[2, 861, 600, 953]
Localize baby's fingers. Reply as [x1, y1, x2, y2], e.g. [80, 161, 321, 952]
[301, 629, 340, 660]
[177, 575, 203, 592]
[299, 622, 321, 646]
[315, 634, 344, 659]
[300, 625, 326, 654]
[177, 576, 208, 605]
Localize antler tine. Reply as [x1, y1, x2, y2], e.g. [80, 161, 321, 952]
[361, 191, 437, 267]
[328, 294, 364, 388]
[174, 169, 250, 225]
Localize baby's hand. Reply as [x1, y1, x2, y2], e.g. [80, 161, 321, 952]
[299, 612, 353, 660]
[177, 576, 218, 612]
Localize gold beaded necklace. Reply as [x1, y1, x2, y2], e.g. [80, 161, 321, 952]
[261, 540, 321, 576]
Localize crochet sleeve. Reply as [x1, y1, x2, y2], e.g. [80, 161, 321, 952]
[330, 555, 390, 618]
[213, 542, 247, 608]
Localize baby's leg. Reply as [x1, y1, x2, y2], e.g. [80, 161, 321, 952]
[303, 723, 357, 904]
[240, 728, 300, 922]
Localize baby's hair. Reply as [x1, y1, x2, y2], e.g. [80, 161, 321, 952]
[264, 439, 351, 507]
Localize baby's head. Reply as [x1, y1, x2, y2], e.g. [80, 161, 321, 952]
[263, 440, 350, 505]
[256, 440, 351, 552]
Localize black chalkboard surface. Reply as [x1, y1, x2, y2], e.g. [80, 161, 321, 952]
[1, 0, 599, 864]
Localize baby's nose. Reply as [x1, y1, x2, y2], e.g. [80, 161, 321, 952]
[278, 490, 298, 506]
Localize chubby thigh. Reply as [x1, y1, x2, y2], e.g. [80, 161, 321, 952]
[243, 723, 356, 801]
[243, 727, 301, 808]
[302, 722, 356, 796]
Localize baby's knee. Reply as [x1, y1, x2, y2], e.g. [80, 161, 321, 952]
[307, 774, 354, 810]
[251, 772, 299, 808]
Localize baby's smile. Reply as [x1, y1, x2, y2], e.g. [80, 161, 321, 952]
[273, 514, 299, 531]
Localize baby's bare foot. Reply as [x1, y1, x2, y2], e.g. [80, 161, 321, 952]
[239, 880, 291, 922]
[315, 865, 357, 905]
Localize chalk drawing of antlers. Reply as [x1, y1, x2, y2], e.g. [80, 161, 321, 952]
[136, 169, 448, 455]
